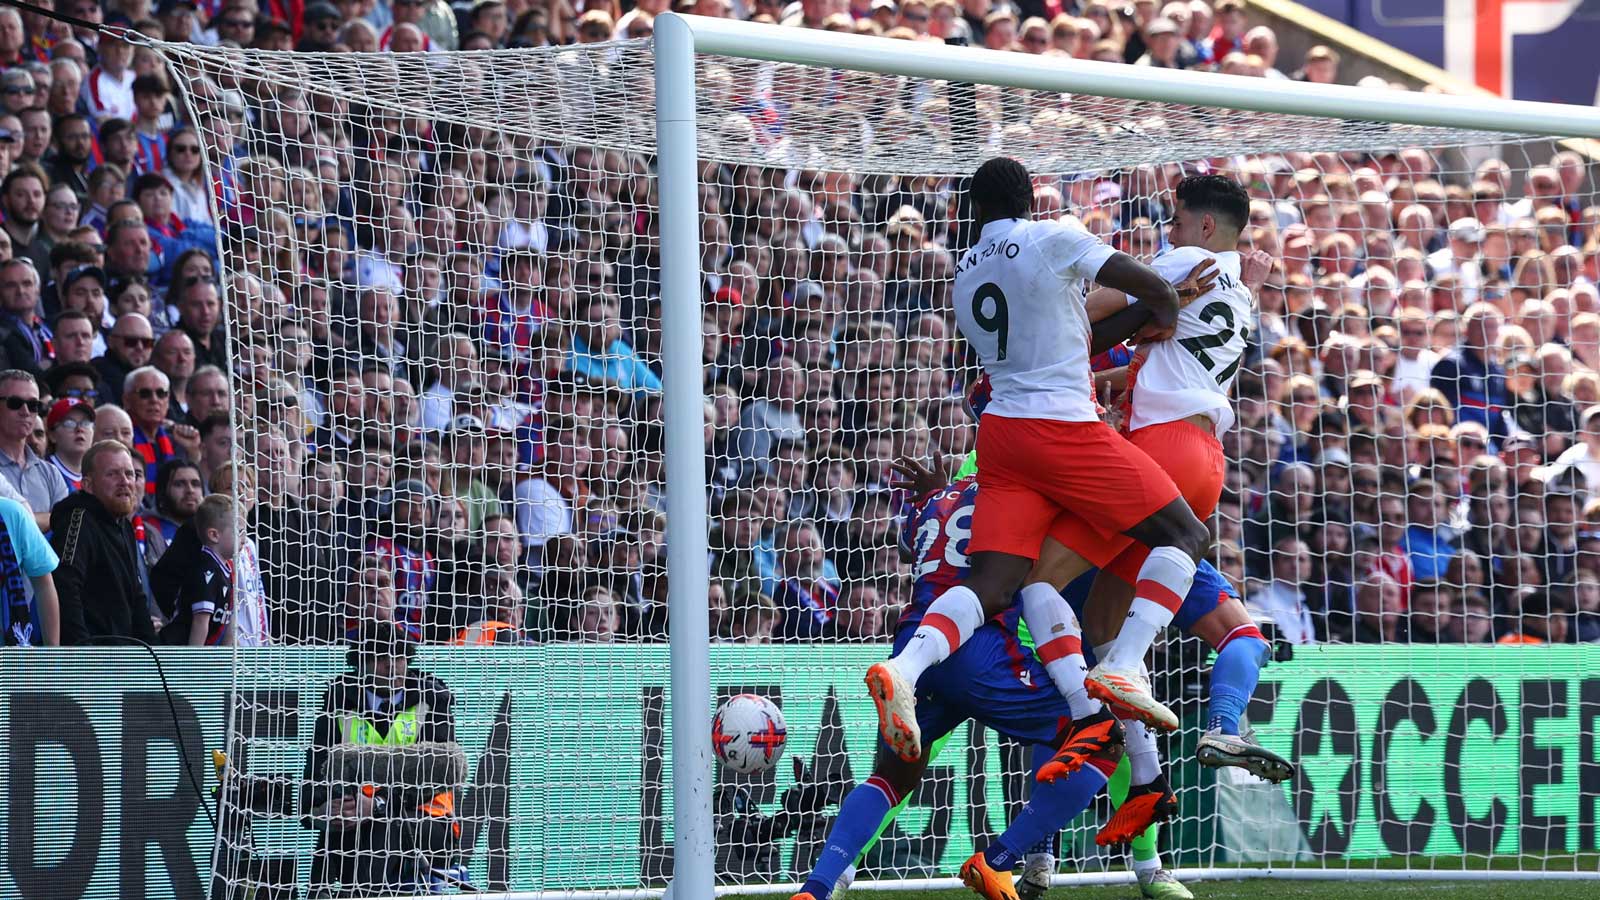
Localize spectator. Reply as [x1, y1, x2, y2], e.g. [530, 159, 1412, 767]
[105, 219, 160, 285]
[53, 308, 99, 367]
[442, 414, 502, 533]
[1, 166, 45, 266]
[95, 312, 156, 401]
[565, 583, 621, 642]
[1431, 303, 1512, 443]
[171, 276, 228, 371]
[567, 292, 661, 398]
[1248, 535, 1315, 644]
[94, 403, 136, 450]
[154, 493, 237, 646]
[1293, 44, 1340, 83]
[183, 365, 230, 430]
[1403, 479, 1460, 581]
[771, 520, 840, 641]
[734, 355, 805, 479]
[124, 365, 197, 493]
[1536, 403, 1600, 495]
[45, 396, 94, 491]
[0, 492, 58, 645]
[417, 332, 479, 432]
[1135, 17, 1194, 68]
[1407, 580, 1461, 642]
[0, 369, 66, 529]
[82, 34, 136, 122]
[149, 458, 203, 542]
[51, 440, 154, 646]
[153, 329, 196, 412]
[0, 258, 50, 375]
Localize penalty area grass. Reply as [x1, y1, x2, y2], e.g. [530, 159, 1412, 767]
[729, 879, 1583, 900]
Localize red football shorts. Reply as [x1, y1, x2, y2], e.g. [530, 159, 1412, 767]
[1049, 418, 1226, 574]
[968, 415, 1182, 561]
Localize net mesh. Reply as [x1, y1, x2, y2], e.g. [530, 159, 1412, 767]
[146, 35, 1600, 898]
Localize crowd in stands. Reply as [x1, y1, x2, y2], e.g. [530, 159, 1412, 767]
[0, 0, 1595, 652]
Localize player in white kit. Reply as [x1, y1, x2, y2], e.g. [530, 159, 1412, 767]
[1031, 175, 1289, 800]
[867, 157, 1214, 770]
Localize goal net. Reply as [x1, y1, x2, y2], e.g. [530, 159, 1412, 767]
[144, 21, 1600, 899]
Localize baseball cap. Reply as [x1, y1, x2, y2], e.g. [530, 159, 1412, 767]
[1501, 432, 1539, 452]
[448, 413, 487, 434]
[1349, 369, 1384, 391]
[1320, 448, 1352, 467]
[1145, 16, 1180, 35]
[0, 128, 16, 144]
[1449, 217, 1485, 243]
[712, 285, 743, 306]
[303, 1, 341, 22]
[62, 266, 107, 292]
[46, 397, 95, 430]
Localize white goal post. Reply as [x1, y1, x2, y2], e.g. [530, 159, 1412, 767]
[649, 14, 1600, 898]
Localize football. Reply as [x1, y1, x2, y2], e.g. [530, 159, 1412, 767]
[711, 694, 788, 774]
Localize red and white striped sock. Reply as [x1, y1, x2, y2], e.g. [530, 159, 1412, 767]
[892, 585, 985, 686]
[1100, 546, 1194, 672]
[1022, 582, 1100, 719]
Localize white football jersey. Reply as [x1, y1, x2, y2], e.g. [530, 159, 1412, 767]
[1126, 246, 1253, 433]
[952, 217, 1118, 423]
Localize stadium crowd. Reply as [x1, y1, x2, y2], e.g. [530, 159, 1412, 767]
[0, 0, 1596, 653]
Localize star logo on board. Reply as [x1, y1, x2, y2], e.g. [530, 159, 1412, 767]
[1295, 731, 1359, 852]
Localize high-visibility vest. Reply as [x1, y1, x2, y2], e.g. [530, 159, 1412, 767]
[340, 708, 422, 746]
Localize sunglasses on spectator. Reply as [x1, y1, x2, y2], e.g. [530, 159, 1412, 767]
[172, 144, 201, 155]
[2, 396, 42, 413]
[54, 418, 93, 431]
[219, 17, 254, 27]
[4, 86, 34, 96]
[116, 335, 156, 348]
[63, 388, 97, 400]
[135, 387, 170, 400]
[903, 9, 929, 21]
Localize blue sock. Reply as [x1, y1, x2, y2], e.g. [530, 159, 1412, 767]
[800, 775, 898, 899]
[1209, 635, 1269, 734]
[1025, 742, 1059, 856]
[983, 763, 1109, 870]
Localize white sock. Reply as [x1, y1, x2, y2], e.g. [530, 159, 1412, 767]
[893, 585, 985, 686]
[1021, 582, 1100, 719]
[1132, 853, 1164, 875]
[1123, 717, 1161, 785]
[1101, 546, 1194, 671]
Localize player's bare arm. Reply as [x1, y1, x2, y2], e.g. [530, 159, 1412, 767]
[1087, 254, 1181, 355]
[1084, 260, 1219, 324]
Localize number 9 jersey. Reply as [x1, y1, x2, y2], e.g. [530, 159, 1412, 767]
[1126, 245, 1252, 433]
[952, 217, 1118, 423]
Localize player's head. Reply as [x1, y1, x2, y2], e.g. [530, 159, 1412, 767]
[1171, 174, 1249, 249]
[970, 157, 1033, 224]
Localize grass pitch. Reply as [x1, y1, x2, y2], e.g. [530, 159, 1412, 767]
[730, 878, 1593, 900]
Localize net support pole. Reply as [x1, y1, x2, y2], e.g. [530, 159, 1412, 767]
[653, 13, 715, 900]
